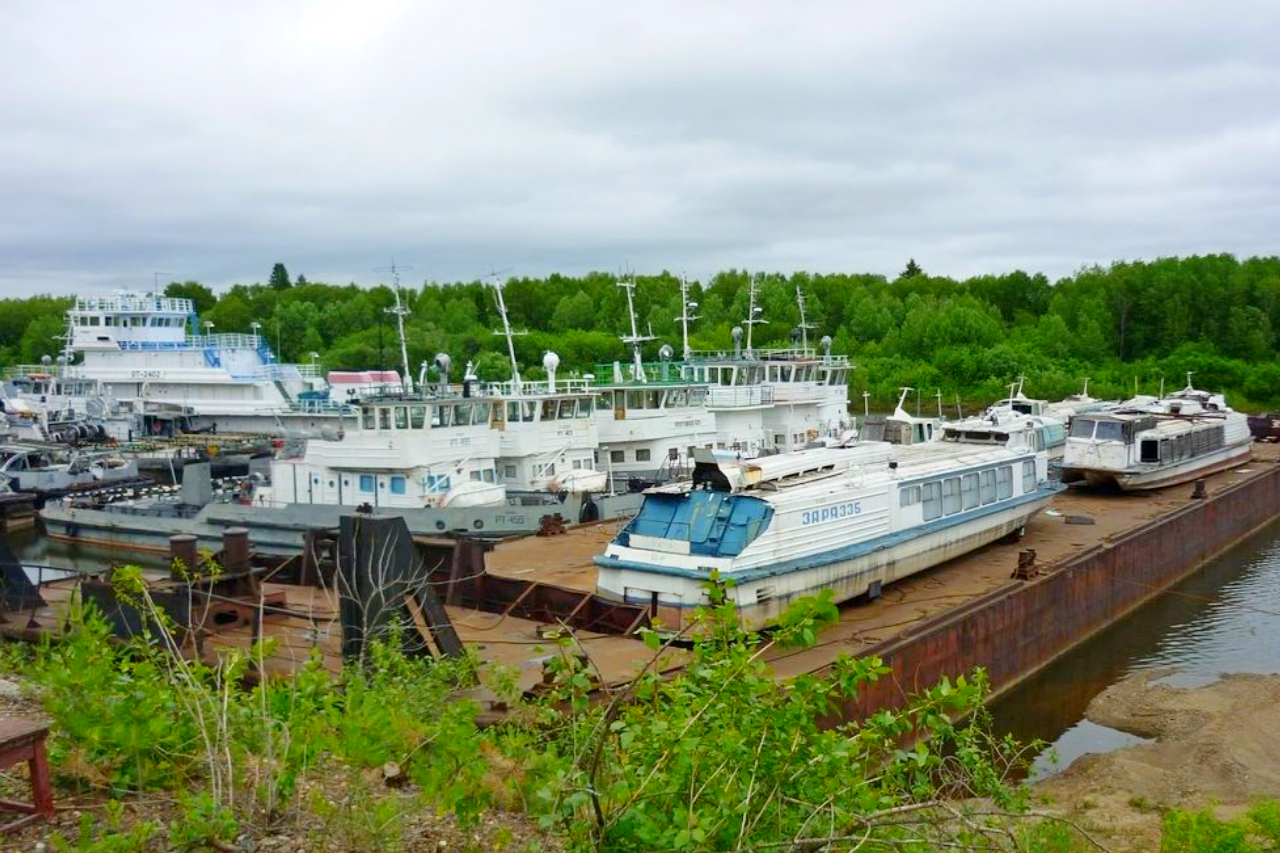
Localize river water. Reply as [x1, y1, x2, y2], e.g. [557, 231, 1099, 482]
[988, 517, 1280, 779]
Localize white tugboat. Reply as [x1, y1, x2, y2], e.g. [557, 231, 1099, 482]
[268, 380, 505, 510]
[591, 276, 717, 486]
[595, 434, 1059, 629]
[1060, 376, 1253, 490]
[678, 280, 852, 456]
[27, 290, 350, 435]
[483, 275, 609, 494]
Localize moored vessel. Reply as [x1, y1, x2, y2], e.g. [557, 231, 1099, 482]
[594, 435, 1060, 629]
[1060, 378, 1252, 490]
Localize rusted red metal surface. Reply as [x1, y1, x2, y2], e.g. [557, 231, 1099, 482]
[834, 466, 1280, 718]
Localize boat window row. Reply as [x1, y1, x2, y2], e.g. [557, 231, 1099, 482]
[1139, 425, 1226, 464]
[503, 398, 592, 423]
[360, 402, 494, 430]
[682, 365, 848, 386]
[1069, 419, 1125, 441]
[594, 387, 709, 411]
[73, 314, 188, 328]
[900, 461, 1035, 521]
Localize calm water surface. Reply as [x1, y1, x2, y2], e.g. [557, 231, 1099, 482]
[989, 518, 1280, 778]
[7, 526, 170, 573]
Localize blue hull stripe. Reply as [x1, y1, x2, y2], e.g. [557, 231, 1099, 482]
[593, 483, 1063, 583]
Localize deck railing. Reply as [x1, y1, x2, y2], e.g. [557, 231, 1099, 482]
[116, 333, 264, 351]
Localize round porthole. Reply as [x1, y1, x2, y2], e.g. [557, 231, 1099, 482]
[473, 519, 484, 530]
[436, 520, 446, 531]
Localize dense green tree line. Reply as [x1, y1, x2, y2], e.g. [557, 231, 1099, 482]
[4, 253, 1280, 410]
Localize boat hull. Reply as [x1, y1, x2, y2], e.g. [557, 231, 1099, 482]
[1067, 442, 1252, 491]
[41, 491, 645, 556]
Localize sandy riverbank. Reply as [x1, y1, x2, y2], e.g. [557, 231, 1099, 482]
[1037, 671, 1280, 850]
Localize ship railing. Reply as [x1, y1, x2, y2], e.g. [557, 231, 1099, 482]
[684, 347, 850, 365]
[287, 398, 353, 414]
[589, 362, 700, 386]
[244, 363, 323, 381]
[484, 377, 594, 397]
[116, 333, 264, 351]
[706, 386, 775, 408]
[4, 364, 66, 380]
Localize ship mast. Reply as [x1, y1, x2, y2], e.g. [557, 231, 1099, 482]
[676, 274, 700, 360]
[795, 283, 816, 352]
[618, 274, 655, 382]
[380, 262, 414, 395]
[488, 273, 526, 394]
[743, 277, 767, 356]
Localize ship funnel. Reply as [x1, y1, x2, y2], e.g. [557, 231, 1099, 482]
[543, 350, 561, 392]
[731, 326, 743, 358]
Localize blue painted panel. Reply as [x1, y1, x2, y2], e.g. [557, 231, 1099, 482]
[621, 490, 773, 557]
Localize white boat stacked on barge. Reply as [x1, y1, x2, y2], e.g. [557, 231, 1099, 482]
[1060, 378, 1252, 490]
[594, 436, 1061, 629]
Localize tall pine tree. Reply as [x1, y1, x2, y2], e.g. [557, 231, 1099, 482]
[269, 262, 292, 290]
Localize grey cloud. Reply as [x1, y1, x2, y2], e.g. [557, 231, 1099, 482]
[1, 0, 1278, 296]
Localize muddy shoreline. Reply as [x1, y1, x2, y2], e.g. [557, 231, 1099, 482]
[1037, 671, 1280, 850]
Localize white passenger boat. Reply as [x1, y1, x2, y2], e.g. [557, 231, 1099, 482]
[985, 378, 1117, 422]
[594, 435, 1059, 629]
[1060, 379, 1252, 490]
[939, 409, 1067, 459]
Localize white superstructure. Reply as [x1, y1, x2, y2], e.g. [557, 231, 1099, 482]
[44, 291, 350, 435]
[1061, 380, 1252, 490]
[595, 435, 1059, 629]
[677, 281, 851, 457]
[587, 278, 852, 482]
[268, 393, 504, 509]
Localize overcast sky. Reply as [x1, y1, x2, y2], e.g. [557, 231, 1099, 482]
[1, 1, 1278, 296]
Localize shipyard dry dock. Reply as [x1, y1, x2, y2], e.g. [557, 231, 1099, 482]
[5, 445, 1280, 714]
[479, 442, 1280, 707]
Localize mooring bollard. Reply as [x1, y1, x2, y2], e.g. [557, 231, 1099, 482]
[1191, 479, 1208, 500]
[169, 534, 199, 578]
[1013, 548, 1037, 580]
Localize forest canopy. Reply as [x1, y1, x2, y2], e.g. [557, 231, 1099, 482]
[4, 254, 1280, 411]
